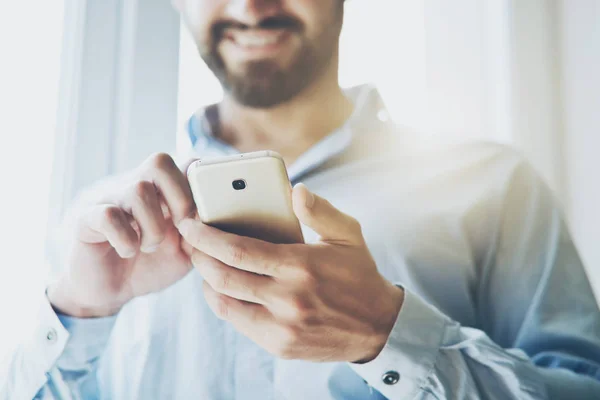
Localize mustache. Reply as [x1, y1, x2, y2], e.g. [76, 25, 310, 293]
[212, 15, 302, 39]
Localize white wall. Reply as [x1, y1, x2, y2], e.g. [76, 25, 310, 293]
[559, 0, 600, 296]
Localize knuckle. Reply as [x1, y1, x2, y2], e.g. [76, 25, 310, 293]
[281, 324, 300, 344]
[273, 326, 299, 359]
[101, 206, 123, 226]
[287, 248, 313, 277]
[134, 180, 155, 197]
[276, 348, 295, 360]
[295, 263, 318, 289]
[180, 197, 196, 218]
[288, 295, 317, 325]
[348, 216, 363, 233]
[131, 181, 156, 204]
[146, 152, 175, 172]
[211, 294, 229, 320]
[213, 269, 232, 293]
[227, 240, 247, 266]
[247, 283, 261, 303]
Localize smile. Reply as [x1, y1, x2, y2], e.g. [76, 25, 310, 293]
[222, 29, 292, 58]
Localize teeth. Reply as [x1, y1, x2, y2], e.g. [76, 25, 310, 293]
[233, 33, 279, 47]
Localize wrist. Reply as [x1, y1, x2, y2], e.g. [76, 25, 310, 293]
[359, 282, 404, 363]
[47, 280, 123, 318]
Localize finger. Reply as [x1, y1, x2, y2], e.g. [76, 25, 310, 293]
[140, 153, 196, 225]
[127, 181, 167, 253]
[177, 157, 200, 176]
[203, 280, 273, 328]
[192, 250, 275, 304]
[292, 183, 363, 245]
[178, 219, 289, 277]
[80, 205, 139, 258]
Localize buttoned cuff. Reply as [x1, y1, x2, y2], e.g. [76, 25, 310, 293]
[12, 292, 71, 399]
[55, 306, 118, 369]
[11, 292, 118, 399]
[350, 289, 450, 398]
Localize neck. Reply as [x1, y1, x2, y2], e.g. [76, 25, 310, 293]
[217, 66, 354, 166]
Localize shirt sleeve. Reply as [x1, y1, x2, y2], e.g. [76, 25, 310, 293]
[351, 157, 600, 399]
[0, 292, 117, 400]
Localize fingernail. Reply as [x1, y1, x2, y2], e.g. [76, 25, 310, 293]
[295, 183, 315, 209]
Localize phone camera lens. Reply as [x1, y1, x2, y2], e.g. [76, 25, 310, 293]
[232, 179, 246, 190]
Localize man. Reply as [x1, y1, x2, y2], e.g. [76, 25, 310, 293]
[3, 0, 600, 398]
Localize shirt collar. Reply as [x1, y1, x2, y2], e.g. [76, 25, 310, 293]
[186, 84, 395, 182]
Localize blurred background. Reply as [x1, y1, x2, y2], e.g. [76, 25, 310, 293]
[0, 0, 598, 356]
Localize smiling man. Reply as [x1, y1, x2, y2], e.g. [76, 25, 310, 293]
[3, 0, 600, 399]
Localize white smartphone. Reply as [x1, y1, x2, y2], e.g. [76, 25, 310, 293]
[187, 150, 304, 244]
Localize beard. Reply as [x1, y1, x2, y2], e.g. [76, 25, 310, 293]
[199, 15, 341, 109]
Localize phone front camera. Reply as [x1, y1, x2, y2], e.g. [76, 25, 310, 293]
[232, 179, 246, 190]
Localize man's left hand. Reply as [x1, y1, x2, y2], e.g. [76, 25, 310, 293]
[178, 183, 404, 363]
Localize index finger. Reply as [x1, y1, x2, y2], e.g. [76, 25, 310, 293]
[178, 218, 289, 277]
[140, 153, 196, 224]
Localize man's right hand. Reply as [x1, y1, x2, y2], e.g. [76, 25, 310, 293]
[47, 153, 197, 318]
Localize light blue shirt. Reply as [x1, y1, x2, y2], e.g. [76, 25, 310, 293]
[3, 85, 600, 399]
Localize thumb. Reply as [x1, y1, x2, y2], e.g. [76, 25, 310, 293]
[178, 157, 200, 176]
[292, 183, 363, 245]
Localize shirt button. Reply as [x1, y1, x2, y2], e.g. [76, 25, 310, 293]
[46, 328, 58, 344]
[382, 371, 400, 385]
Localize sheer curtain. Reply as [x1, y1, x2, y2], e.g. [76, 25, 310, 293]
[423, 0, 599, 296]
[558, 0, 600, 297]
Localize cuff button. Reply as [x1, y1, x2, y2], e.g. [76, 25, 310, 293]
[382, 371, 400, 385]
[46, 328, 58, 344]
